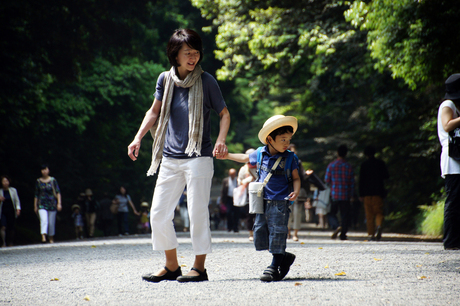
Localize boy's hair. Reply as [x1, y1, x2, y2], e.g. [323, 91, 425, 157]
[167, 29, 203, 67]
[268, 125, 294, 142]
[337, 144, 348, 158]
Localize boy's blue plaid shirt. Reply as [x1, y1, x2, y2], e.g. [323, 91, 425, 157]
[325, 159, 355, 201]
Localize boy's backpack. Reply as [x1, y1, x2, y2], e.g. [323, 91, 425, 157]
[255, 147, 295, 185]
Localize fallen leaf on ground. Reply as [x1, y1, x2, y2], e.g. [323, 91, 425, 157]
[417, 276, 427, 280]
[374, 258, 382, 261]
[84, 295, 90, 301]
[318, 247, 323, 249]
[416, 265, 422, 267]
[294, 282, 302, 286]
[181, 264, 187, 267]
[425, 252, 430, 255]
[300, 242, 305, 245]
[324, 264, 329, 269]
[335, 271, 346, 276]
[91, 245, 96, 248]
[50, 278, 59, 281]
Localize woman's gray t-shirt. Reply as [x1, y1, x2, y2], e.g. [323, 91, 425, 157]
[115, 194, 132, 213]
[154, 71, 227, 158]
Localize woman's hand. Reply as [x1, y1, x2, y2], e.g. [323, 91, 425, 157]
[57, 203, 62, 212]
[34, 205, 38, 215]
[128, 138, 141, 161]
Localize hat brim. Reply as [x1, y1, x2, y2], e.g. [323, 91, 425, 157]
[445, 92, 460, 100]
[71, 204, 80, 211]
[258, 116, 298, 144]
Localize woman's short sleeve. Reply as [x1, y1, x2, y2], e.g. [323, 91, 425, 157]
[154, 72, 167, 101]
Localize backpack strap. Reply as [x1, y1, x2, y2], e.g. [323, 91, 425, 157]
[257, 147, 295, 184]
[284, 150, 294, 183]
[256, 147, 263, 179]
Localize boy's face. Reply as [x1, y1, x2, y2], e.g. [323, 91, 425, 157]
[268, 132, 293, 153]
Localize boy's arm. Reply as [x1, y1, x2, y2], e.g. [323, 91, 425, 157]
[224, 153, 249, 164]
[288, 169, 301, 201]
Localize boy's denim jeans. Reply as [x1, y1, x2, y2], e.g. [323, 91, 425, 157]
[253, 200, 290, 254]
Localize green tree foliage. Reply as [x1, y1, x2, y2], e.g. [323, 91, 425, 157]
[345, 0, 460, 90]
[191, 0, 457, 230]
[0, 0, 229, 241]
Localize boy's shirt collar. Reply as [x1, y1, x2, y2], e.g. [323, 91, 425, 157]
[261, 145, 290, 157]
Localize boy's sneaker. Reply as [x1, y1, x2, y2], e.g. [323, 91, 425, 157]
[279, 252, 296, 280]
[260, 266, 280, 282]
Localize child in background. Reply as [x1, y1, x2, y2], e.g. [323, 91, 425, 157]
[71, 204, 84, 240]
[219, 115, 301, 282]
[139, 202, 150, 234]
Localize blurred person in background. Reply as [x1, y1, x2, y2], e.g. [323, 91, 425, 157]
[0, 175, 21, 247]
[437, 73, 460, 250]
[34, 164, 61, 243]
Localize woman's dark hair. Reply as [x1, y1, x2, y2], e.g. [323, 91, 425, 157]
[167, 29, 203, 67]
[40, 164, 49, 170]
[0, 175, 11, 184]
[118, 186, 128, 196]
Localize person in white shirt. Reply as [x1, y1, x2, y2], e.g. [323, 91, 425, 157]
[437, 73, 460, 250]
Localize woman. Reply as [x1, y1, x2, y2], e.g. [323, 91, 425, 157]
[114, 186, 139, 236]
[437, 73, 460, 250]
[128, 28, 230, 282]
[0, 176, 21, 247]
[34, 164, 61, 243]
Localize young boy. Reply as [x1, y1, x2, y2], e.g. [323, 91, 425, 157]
[71, 204, 84, 240]
[220, 115, 301, 281]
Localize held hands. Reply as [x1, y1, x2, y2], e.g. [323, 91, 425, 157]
[213, 141, 228, 159]
[305, 169, 314, 176]
[128, 138, 141, 161]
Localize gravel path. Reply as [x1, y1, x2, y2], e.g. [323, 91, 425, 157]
[0, 231, 458, 305]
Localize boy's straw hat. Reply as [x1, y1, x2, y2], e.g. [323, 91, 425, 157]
[71, 204, 80, 211]
[258, 115, 298, 145]
[141, 202, 149, 207]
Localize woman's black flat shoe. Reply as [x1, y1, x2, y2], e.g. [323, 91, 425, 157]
[176, 267, 208, 282]
[142, 266, 182, 283]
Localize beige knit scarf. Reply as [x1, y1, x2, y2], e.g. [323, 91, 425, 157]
[147, 65, 204, 176]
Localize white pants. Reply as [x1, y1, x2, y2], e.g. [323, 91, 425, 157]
[39, 209, 57, 236]
[150, 157, 213, 255]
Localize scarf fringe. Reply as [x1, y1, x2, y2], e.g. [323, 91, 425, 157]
[147, 66, 204, 176]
